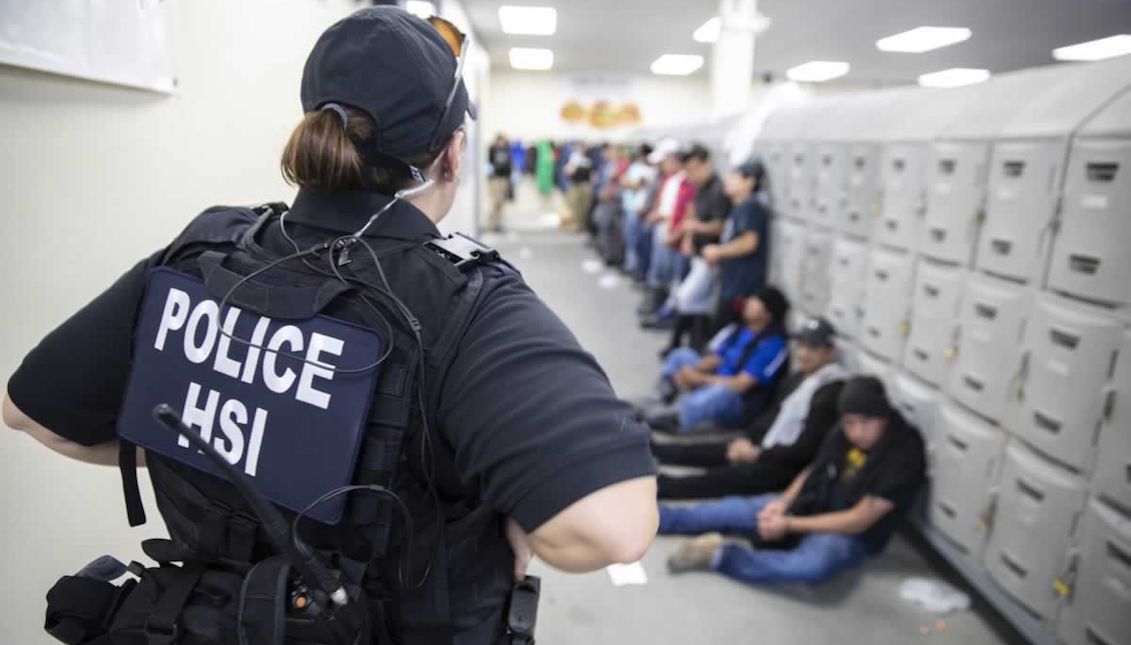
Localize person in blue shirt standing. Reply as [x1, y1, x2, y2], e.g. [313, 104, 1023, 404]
[702, 159, 770, 331]
[646, 286, 790, 433]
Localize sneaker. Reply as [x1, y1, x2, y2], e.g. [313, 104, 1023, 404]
[667, 533, 725, 574]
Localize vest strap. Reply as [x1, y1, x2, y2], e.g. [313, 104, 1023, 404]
[118, 441, 146, 527]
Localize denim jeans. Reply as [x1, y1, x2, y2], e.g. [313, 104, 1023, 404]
[647, 226, 680, 288]
[661, 348, 700, 379]
[623, 208, 644, 275]
[659, 349, 746, 431]
[659, 495, 868, 585]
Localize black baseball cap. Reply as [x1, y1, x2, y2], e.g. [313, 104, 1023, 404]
[793, 317, 837, 348]
[734, 158, 766, 184]
[300, 7, 477, 162]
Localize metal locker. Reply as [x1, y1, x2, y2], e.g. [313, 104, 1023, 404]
[975, 141, 1062, 283]
[929, 403, 1007, 556]
[777, 219, 806, 305]
[875, 143, 927, 251]
[891, 372, 939, 459]
[1048, 135, 1131, 307]
[1091, 330, 1131, 513]
[763, 141, 789, 211]
[1056, 498, 1131, 645]
[861, 248, 915, 361]
[768, 217, 785, 286]
[920, 141, 989, 265]
[855, 349, 893, 392]
[983, 442, 1087, 620]
[825, 238, 868, 339]
[947, 275, 1032, 423]
[903, 261, 964, 387]
[799, 227, 834, 316]
[1015, 295, 1122, 473]
[838, 342, 861, 374]
[785, 142, 816, 221]
[841, 143, 881, 239]
[812, 143, 847, 228]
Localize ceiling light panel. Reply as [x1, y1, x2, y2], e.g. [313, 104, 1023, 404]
[1053, 34, 1131, 61]
[786, 60, 850, 82]
[509, 47, 554, 71]
[651, 54, 705, 76]
[876, 26, 972, 53]
[498, 6, 557, 36]
[918, 67, 991, 88]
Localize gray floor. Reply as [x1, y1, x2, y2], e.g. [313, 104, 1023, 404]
[485, 228, 1020, 645]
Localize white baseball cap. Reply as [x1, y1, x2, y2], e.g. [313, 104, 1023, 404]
[647, 138, 683, 164]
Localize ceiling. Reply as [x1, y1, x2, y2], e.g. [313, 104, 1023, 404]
[460, 0, 1131, 83]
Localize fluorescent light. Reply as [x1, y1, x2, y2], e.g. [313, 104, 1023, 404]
[651, 54, 705, 76]
[786, 60, 850, 82]
[693, 17, 721, 43]
[918, 67, 991, 88]
[1053, 34, 1131, 61]
[876, 26, 972, 53]
[509, 47, 554, 71]
[498, 5, 557, 36]
[404, 1, 435, 19]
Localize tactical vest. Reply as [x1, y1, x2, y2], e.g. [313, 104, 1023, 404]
[44, 203, 526, 645]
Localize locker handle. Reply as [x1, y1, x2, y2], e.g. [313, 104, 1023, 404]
[854, 156, 866, 169]
[1068, 254, 1101, 275]
[999, 552, 1029, 579]
[893, 158, 906, 173]
[923, 284, 940, 298]
[1016, 478, 1046, 502]
[1049, 327, 1081, 350]
[1002, 160, 1025, 177]
[962, 375, 985, 392]
[974, 303, 998, 320]
[938, 159, 956, 175]
[1107, 541, 1131, 572]
[912, 347, 929, 362]
[867, 326, 882, 339]
[990, 238, 1013, 255]
[929, 226, 947, 242]
[1033, 410, 1063, 434]
[885, 219, 898, 231]
[849, 211, 861, 223]
[946, 434, 969, 452]
[936, 501, 957, 519]
[1085, 161, 1119, 183]
[874, 269, 890, 281]
[1084, 627, 1115, 645]
[822, 154, 832, 166]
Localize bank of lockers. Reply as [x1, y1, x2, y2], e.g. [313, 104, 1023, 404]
[776, 219, 806, 305]
[920, 141, 988, 265]
[861, 249, 915, 361]
[1093, 330, 1131, 513]
[1048, 88, 1131, 308]
[825, 238, 868, 339]
[983, 442, 1087, 620]
[948, 275, 1032, 424]
[1055, 498, 1131, 645]
[856, 349, 893, 392]
[840, 143, 881, 239]
[875, 143, 927, 252]
[1014, 295, 1123, 472]
[903, 261, 964, 387]
[929, 403, 1007, 557]
[799, 227, 835, 315]
[891, 372, 940, 458]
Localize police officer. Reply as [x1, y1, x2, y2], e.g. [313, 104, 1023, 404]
[3, 7, 657, 644]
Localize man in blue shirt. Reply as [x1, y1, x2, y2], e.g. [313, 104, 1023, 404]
[702, 159, 770, 330]
[647, 287, 790, 433]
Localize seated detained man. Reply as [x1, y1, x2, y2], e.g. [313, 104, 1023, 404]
[651, 317, 847, 500]
[646, 287, 790, 433]
[658, 376, 927, 586]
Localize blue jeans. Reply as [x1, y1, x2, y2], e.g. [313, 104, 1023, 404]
[623, 207, 644, 275]
[659, 349, 746, 431]
[647, 226, 680, 288]
[659, 495, 869, 585]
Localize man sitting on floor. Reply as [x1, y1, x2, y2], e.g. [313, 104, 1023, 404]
[652, 317, 847, 500]
[646, 287, 790, 433]
[658, 376, 927, 586]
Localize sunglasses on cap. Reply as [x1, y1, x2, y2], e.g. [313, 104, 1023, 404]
[426, 15, 469, 152]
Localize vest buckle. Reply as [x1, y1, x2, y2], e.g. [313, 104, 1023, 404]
[424, 233, 499, 271]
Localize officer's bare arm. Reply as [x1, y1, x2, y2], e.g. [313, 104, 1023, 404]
[3, 391, 135, 467]
[526, 475, 658, 573]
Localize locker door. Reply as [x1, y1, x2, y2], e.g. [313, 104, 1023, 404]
[785, 142, 814, 221]
[976, 141, 1062, 282]
[777, 220, 806, 304]
[948, 276, 1031, 423]
[769, 218, 786, 286]
[1048, 139, 1131, 306]
[841, 143, 881, 238]
[1016, 296, 1122, 472]
[929, 403, 1007, 556]
[875, 143, 927, 251]
[983, 442, 1087, 619]
[1056, 499, 1131, 645]
[765, 143, 789, 211]
[861, 249, 915, 361]
[813, 143, 847, 229]
[825, 238, 868, 339]
[838, 342, 861, 373]
[799, 228, 834, 315]
[855, 349, 893, 391]
[1093, 330, 1131, 513]
[903, 262, 964, 387]
[920, 141, 989, 265]
[891, 372, 939, 459]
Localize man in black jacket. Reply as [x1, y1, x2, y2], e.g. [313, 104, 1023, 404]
[652, 318, 846, 499]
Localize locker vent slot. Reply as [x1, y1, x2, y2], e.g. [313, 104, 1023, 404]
[947, 435, 969, 452]
[893, 158, 906, 173]
[1016, 478, 1046, 502]
[930, 227, 947, 242]
[937, 502, 957, 519]
[1033, 411, 1062, 434]
[885, 219, 898, 231]
[999, 552, 1029, 579]
[1086, 162, 1119, 183]
[962, 375, 985, 392]
[912, 347, 929, 362]
[823, 154, 833, 166]
[875, 269, 890, 281]
[924, 285, 940, 298]
[990, 239, 1013, 255]
[849, 211, 861, 222]
[795, 153, 804, 164]
[855, 156, 866, 169]
[1107, 541, 1131, 572]
[1003, 161, 1025, 177]
[1049, 328, 1081, 350]
[1085, 627, 1114, 645]
[974, 304, 998, 320]
[867, 326, 882, 339]
[1069, 254, 1101, 275]
[938, 159, 957, 175]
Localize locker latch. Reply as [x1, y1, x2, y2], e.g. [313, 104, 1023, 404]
[976, 493, 998, 534]
[1054, 551, 1079, 601]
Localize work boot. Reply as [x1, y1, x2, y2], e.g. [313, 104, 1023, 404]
[644, 404, 681, 433]
[667, 533, 725, 574]
[652, 377, 678, 405]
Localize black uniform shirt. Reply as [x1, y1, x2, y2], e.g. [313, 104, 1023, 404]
[691, 173, 730, 253]
[7, 188, 656, 532]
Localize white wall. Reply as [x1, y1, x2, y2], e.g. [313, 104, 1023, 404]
[0, 1, 362, 642]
